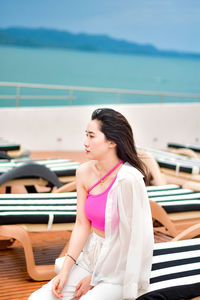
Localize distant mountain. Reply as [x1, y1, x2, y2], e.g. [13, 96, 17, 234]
[0, 27, 199, 58]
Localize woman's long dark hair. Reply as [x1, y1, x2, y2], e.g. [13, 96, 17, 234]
[92, 108, 148, 183]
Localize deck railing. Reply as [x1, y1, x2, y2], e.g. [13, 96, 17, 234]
[0, 81, 200, 107]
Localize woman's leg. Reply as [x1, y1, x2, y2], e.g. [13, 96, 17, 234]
[28, 263, 91, 300]
[80, 282, 123, 300]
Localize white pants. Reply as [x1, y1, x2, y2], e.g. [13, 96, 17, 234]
[28, 233, 123, 300]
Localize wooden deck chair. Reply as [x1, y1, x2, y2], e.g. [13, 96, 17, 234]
[0, 192, 77, 228]
[0, 138, 20, 152]
[136, 237, 200, 300]
[141, 147, 200, 189]
[0, 191, 77, 280]
[0, 157, 80, 177]
[167, 147, 200, 159]
[148, 184, 200, 232]
[0, 151, 12, 160]
[150, 199, 200, 238]
[168, 142, 200, 156]
[0, 187, 199, 281]
[0, 225, 56, 280]
[0, 138, 29, 158]
[137, 149, 167, 186]
[0, 158, 79, 193]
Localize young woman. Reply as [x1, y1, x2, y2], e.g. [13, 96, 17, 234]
[28, 108, 154, 300]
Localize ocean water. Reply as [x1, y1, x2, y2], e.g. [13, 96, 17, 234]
[0, 46, 200, 107]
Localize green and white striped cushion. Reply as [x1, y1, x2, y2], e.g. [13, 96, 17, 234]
[0, 185, 199, 226]
[147, 184, 200, 212]
[0, 158, 80, 176]
[142, 147, 200, 174]
[0, 192, 77, 226]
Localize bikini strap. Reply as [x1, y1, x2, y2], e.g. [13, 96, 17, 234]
[88, 160, 123, 193]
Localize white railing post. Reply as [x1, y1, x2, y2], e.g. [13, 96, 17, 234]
[116, 92, 121, 104]
[16, 85, 21, 107]
[69, 90, 74, 105]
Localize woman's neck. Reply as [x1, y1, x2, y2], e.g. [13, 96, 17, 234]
[95, 156, 121, 175]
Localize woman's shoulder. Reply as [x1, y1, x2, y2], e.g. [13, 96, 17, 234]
[76, 160, 95, 177]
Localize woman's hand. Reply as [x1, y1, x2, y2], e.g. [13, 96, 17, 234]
[52, 272, 68, 298]
[74, 275, 93, 298]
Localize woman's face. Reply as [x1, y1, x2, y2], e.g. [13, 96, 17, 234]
[84, 119, 111, 160]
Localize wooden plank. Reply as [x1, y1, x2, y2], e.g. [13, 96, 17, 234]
[0, 230, 71, 299]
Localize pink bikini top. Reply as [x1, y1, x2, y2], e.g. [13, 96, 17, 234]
[85, 160, 123, 231]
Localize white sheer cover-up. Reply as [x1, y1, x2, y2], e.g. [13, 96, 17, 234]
[90, 162, 154, 299]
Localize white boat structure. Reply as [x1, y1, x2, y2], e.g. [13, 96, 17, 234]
[0, 81, 200, 152]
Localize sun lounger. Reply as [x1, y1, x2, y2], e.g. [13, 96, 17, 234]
[0, 138, 30, 158]
[143, 148, 200, 174]
[1, 185, 198, 229]
[148, 184, 200, 233]
[0, 151, 11, 160]
[141, 147, 200, 190]
[0, 157, 80, 177]
[0, 163, 64, 190]
[168, 142, 200, 154]
[0, 158, 80, 192]
[137, 149, 167, 186]
[0, 190, 77, 280]
[0, 192, 77, 228]
[147, 184, 200, 213]
[136, 237, 200, 300]
[0, 138, 21, 152]
[0, 188, 199, 281]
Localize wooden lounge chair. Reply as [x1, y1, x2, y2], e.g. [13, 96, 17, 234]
[0, 192, 77, 227]
[0, 157, 80, 177]
[138, 149, 167, 186]
[0, 158, 79, 193]
[150, 199, 200, 239]
[0, 138, 21, 152]
[141, 147, 200, 190]
[0, 138, 30, 158]
[136, 237, 200, 299]
[167, 147, 200, 159]
[0, 187, 199, 281]
[168, 142, 200, 155]
[147, 184, 200, 232]
[0, 191, 77, 280]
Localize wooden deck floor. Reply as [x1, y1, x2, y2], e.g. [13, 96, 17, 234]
[0, 231, 71, 300]
[0, 230, 171, 300]
[0, 151, 199, 299]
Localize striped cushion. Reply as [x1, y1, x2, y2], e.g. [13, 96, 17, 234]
[168, 142, 200, 153]
[142, 147, 200, 174]
[0, 139, 20, 152]
[0, 185, 199, 226]
[147, 184, 200, 212]
[0, 158, 80, 177]
[137, 238, 200, 299]
[0, 192, 77, 226]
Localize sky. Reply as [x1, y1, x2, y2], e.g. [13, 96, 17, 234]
[0, 0, 200, 53]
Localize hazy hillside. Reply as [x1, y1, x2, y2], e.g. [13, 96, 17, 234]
[0, 27, 199, 58]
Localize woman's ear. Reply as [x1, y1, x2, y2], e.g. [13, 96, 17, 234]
[108, 140, 117, 148]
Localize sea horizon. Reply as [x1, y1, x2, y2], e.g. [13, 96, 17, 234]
[0, 45, 200, 107]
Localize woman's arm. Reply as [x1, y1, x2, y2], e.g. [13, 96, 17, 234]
[52, 164, 91, 298]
